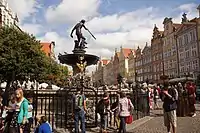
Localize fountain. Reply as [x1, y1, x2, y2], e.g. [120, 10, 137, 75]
[58, 19, 99, 76]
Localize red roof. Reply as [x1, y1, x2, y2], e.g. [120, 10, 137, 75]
[41, 42, 51, 57]
[101, 59, 110, 65]
[173, 23, 181, 29]
[122, 48, 132, 58]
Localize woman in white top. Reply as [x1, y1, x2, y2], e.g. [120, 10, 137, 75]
[118, 91, 134, 133]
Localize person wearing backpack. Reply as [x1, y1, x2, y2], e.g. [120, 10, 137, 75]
[72, 88, 87, 133]
[161, 83, 178, 133]
[96, 92, 110, 133]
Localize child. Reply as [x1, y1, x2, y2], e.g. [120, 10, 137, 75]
[26, 97, 34, 133]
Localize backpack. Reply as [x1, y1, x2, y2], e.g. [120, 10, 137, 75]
[74, 94, 85, 110]
[96, 99, 104, 114]
[96, 99, 109, 114]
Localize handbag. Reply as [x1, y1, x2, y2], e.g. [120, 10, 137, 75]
[126, 115, 133, 124]
[125, 99, 133, 124]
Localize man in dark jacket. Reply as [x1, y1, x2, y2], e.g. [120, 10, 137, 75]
[161, 83, 178, 133]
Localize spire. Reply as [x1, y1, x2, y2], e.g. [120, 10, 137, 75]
[153, 24, 158, 31]
[146, 42, 148, 46]
[197, 4, 200, 18]
[14, 14, 19, 23]
[115, 48, 117, 53]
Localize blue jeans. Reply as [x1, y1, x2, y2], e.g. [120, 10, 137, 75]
[118, 116, 126, 133]
[74, 109, 86, 133]
[100, 114, 108, 130]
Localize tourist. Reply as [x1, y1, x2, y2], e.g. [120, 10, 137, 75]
[15, 88, 29, 133]
[187, 82, 196, 117]
[4, 94, 16, 132]
[96, 92, 110, 133]
[111, 93, 120, 129]
[161, 83, 178, 133]
[26, 97, 34, 133]
[153, 86, 159, 109]
[118, 91, 134, 133]
[72, 88, 87, 133]
[38, 116, 52, 133]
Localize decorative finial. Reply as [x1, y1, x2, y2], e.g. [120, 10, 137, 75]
[115, 48, 117, 53]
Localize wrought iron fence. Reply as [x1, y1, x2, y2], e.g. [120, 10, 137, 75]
[24, 87, 150, 130]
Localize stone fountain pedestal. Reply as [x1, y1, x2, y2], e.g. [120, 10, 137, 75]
[58, 48, 99, 75]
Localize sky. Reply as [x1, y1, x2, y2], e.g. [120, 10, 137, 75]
[7, 0, 200, 72]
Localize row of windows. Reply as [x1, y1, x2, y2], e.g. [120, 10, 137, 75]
[153, 63, 163, 72]
[152, 53, 162, 61]
[180, 60, 198, 72]
[143, 56, 151, 64]
[163, 36, 174, 47]
[178, 31, 196, 47]
[0, 8, 15, 26]
[164, 60, 177, 70]
[179, 49, 197, 60]
[163, 49, 176, 58]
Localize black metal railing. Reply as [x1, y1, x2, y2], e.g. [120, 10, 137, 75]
[24, 87, 150, 130]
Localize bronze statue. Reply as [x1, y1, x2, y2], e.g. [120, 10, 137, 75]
[70, 19, 96, 50]
[182, 13, 188, 23]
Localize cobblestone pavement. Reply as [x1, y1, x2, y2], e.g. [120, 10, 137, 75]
[129, 103, 200, 133]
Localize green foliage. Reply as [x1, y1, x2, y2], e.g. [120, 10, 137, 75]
[0, 26, 48, 82]
[0, 26, 69, 87]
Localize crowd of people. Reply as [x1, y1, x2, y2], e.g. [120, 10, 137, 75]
[0, 88, 52, 133]
[72, 88, 134, 133]
[146, 81, 197, 133]
[0, 80, 197, 133]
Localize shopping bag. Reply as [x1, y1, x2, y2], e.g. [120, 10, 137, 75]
[126, 115, 133, 124]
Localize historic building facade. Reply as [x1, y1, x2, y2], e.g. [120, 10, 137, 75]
[93, 59, 110, 86]
[128, 50, 136, 82]
[162, 17, 181, 78]
[176, 14, 200, 78]
[118, 47, 132, 78]
[41, 41, 56, 60]
[135, 47, 143, 82]
[0, 0, 19, 27]
[151, 25, 164, 83]
[142, 43, 152, 82]
[103, 58, 113, 85]
[112, 50, 120, 85]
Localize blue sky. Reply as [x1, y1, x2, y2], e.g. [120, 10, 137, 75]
[7, 0, 200, 59]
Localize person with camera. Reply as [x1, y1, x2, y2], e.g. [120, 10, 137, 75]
[161, 83, 178, 133]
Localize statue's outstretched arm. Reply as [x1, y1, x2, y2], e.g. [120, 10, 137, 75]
[83, 25, 88, 30]
[70, 26, 75, 38]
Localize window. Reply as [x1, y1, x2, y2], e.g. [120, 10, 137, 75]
[186, 51, 190, 58]
[190, 32, 193, 42]
[184, 34, 188, 45]
[166, 25, 169, 30]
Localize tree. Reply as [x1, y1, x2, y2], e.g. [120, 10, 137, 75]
[0, 26, 49, 104]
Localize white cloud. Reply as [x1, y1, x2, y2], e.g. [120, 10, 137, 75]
[39, 2, 199, 71]
[178, 3, 197, 12]
[7, 0, 40, 22]
[20, 24, 43, 35]
[45, 0, 100, 24]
